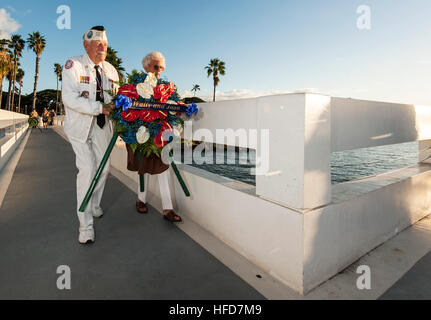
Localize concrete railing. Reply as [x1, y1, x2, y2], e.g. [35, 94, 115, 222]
[59, 94, 431, 294]
[191, 94, 431, 211]
[0, 110, 29, 172]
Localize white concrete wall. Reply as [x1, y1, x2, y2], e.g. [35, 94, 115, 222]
[58, 94, 431, 294]
[303, 168, 431, 292]
[0, 110, 29, 172]
[0, 109, 28, 121]
[193, 93, 331, 210]
[330, 98, 431, 151]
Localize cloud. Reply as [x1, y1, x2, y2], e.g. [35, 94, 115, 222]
[0, 8, 21, 39]
[6, 6, 15, 13]
[181, 89, 194, 97]
[187, 88, 294, 102]
[23, 9, 32, 16]
[193, 89, 260, 101]
[181, 87, 333, 102]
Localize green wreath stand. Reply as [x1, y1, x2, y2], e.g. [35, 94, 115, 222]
[79, 132, 190, 212]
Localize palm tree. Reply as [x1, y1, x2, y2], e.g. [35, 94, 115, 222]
[0, 39, 8, 48]
[5, 56, 14, 111]
[191, 84, 200, 97]
[205, 58, 226, 102]
[8, 34, 25, 112]
[54, 63, 62, 114]
[27, 32, 46, 110]
[106, 46, 125, 82]
[0, 49, 11, 110]
[16, 68, 24, 113]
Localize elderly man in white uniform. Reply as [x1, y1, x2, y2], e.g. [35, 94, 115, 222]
[62, 26, 119, 244]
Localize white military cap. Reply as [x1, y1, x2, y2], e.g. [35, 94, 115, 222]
[83, 26, 108, 42]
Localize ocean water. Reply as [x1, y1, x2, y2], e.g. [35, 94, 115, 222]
[331, 141, 418, 184]
[178, 141, 419, 186]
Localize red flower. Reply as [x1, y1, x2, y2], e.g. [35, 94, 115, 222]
[121, 110, 140, 122]
[118, 84, 139, 100]
[153, 121, 173, 149]
[153, 82, 175, 103]
[157, 110, 168, 120]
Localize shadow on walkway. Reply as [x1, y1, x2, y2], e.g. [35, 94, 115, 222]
[0, 129, 265, 300]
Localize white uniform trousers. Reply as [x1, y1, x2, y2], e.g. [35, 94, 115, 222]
[69, 120, 111, 232]
[137, 170, 173, 210]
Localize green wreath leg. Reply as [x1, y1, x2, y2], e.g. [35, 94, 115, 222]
[137, 151, 145, 192]
[79, 132, 119, 212]
[169, 150, 190, 197]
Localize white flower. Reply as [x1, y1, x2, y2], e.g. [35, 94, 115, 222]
[136, 72, 158, 99]
[145, 72, 158, 87]
[136, 83, 152, 99]
[136, 126, 150, 144]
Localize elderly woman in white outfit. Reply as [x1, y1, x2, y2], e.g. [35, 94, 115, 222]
[126, 52, 182, 223]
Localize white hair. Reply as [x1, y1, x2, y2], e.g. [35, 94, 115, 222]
[142, 51, 165, 68]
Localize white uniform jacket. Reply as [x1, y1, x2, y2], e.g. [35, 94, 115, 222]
[62, 53, 119, 143]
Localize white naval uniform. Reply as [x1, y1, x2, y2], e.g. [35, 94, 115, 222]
[62, 53, 119, 232]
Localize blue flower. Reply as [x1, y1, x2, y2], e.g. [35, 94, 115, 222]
[147, 122, 162, 137]
[133, 74, 147, 86]
[185, 103, 198, 117]
[114, 95, 132, 111]
[121, 126, 137, 144]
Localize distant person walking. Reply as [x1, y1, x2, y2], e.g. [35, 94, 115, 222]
[49, 108, 55, 126]
[30, 109, 38, 118]
[42, 108, 49, 130]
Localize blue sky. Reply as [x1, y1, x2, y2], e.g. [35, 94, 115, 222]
[1, 0, 431, 104]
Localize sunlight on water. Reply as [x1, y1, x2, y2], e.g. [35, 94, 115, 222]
[331, 141, 418, 184]
[177, 142, 419, 186]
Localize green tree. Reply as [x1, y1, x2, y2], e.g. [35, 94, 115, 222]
[21, 89, 58, 114]
[8, 34, 25, 111]
[0, 48, 11, 110]
[5, 55, 14, 111]
[106, 46, 125, 82]
[16, 68, 24, 113]
[0, 39, 9, 50]
[205, 58, 226, 102]
[191, 84, 200, 97]
[126, 68, 146, 84]
[54, 63, 62, 114]
[27, 31, 46, 110]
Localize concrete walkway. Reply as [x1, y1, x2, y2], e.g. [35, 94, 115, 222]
[0, 128, 265, 299]
[380, 249, 431, 299]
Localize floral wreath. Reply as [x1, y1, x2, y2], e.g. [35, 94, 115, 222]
[109, 72, 198, 158]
